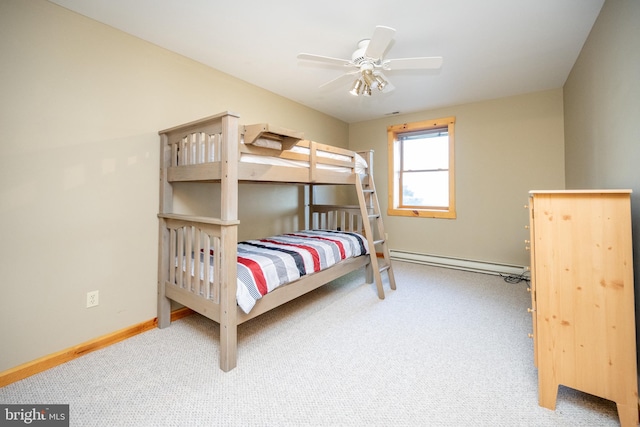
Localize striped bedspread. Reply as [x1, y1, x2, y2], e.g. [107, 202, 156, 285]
[235, 230, 369, 313]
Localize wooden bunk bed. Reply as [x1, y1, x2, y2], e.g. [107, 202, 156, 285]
[157, 111, 395, 371]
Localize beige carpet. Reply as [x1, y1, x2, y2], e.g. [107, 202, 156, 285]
[0, 261, 622, 426]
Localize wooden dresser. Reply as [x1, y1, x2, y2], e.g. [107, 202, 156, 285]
[527, 190, 638, 426]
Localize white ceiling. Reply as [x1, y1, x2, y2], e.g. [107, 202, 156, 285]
[49, 0, 604, 123]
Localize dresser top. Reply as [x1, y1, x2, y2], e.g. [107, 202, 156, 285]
[529, 189, 632, 195]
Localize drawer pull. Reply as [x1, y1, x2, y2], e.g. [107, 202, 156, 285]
[528, 333, 534, 339]
[527, 308, 535, 313]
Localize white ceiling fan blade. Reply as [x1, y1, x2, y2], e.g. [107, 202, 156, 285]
[297, 53, 353, 67]
[364, 26, 396, 60]
[383, 57, 443, 70]
[318, 71, 360, 89]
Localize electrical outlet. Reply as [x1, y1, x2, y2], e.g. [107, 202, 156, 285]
[86, 290, 99, 308]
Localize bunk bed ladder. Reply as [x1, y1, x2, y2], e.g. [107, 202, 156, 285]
[356, 172, 396, 299]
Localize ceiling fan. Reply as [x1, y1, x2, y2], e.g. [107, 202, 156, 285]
[297, 26, 443, 97]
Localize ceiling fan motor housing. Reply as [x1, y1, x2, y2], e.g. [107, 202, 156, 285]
[351, 39, 371, 65]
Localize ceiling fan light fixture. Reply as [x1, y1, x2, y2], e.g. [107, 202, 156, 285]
[374, 74, 388, 91]
[349, 79, 363, 96]
[363, 83, 372, 97]
[362, 69, 376, 87]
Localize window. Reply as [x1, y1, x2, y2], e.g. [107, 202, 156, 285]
[387, 116, 456, 219]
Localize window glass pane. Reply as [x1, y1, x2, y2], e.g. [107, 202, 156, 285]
[401, 171, 449, 208]
[402, 137, 448, 171]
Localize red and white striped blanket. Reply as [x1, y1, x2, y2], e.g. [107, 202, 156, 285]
[235, 230, 369, 313]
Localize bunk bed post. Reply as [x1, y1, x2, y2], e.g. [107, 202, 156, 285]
[157, 133, 173, 329]
[220, 113, 239, 222]
[219, 224, 238, 371]
[307, 184, 314, 230]
[219, 112, 240, 372]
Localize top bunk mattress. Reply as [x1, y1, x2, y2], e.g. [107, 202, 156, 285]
[242, 139, 368, 174]
[176, 132, 368, 175]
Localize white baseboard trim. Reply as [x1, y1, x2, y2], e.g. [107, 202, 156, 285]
[390, 250, 527, 277]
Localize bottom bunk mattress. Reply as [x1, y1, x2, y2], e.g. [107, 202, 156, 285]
[194, 230, 369, 314]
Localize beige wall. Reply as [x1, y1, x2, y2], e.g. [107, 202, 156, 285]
[349, 89, 565, 266]
[563, 0, 640, 364]
[0, 0, 347, 372]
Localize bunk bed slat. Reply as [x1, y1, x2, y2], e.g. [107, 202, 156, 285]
[202, 233, 210, 298]
[195, 228, 202, 295]
[176, 228, 184, 289]
[211, 236, 221, 303]
[168, 228, 176, 286]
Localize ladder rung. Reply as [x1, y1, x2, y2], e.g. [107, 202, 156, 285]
[363, 189, 375, 194]
[379, 264, 391, 273]
[368, 214, 380, 219]
[373, 239, 385, 245]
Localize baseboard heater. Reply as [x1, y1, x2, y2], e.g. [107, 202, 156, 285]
[389, 250, 526, 277]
